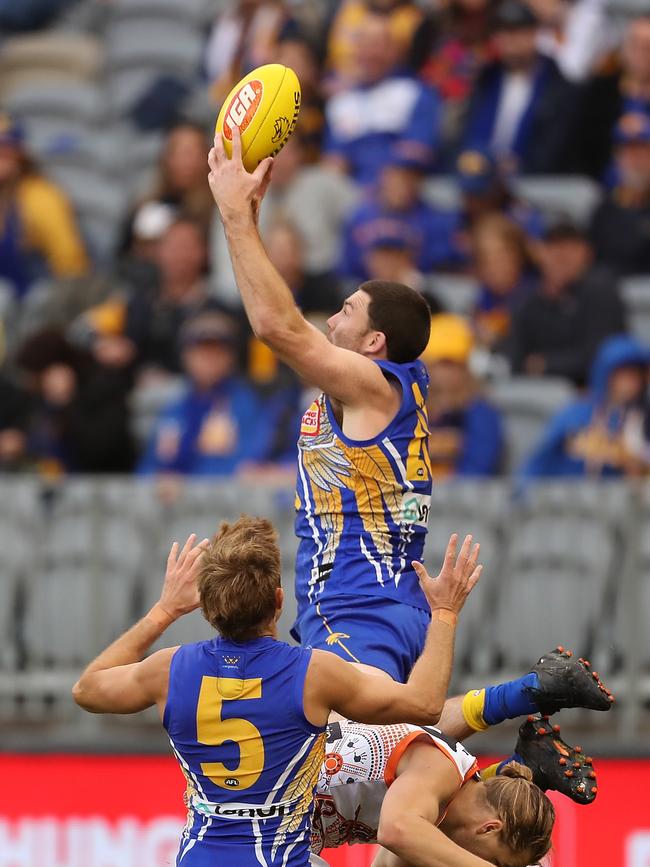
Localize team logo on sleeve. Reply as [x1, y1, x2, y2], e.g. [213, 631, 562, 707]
[301, 400, 321, 436]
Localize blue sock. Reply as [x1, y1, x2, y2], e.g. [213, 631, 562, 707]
[482, 673, 540, 726]
[497, 752, 525, 774]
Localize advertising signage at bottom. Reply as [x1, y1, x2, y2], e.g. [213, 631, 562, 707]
[1, 755, 648, 867]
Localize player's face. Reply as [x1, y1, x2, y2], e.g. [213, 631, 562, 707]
[445, 825, 532, 867]
[326, 290, 373, 353]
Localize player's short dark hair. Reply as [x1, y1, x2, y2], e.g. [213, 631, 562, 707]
[359, 280, 431, 364]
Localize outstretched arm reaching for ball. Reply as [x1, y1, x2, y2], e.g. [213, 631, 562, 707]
[207, 129, 395, 410]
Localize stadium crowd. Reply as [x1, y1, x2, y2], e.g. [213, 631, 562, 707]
[1, 0, 650, 485]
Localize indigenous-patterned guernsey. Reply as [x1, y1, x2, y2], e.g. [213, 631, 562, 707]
[163, 637, 326, 866]
[295, 359, 432, 615]
[311, 720, 479, 853]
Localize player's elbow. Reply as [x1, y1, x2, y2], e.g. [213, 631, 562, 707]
[254, 310, 304, 348]
[410, 696, 443, 726]
[377, 812, 411, 855]
[72, 677, 95, 712]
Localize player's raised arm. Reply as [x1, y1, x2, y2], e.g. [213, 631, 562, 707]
[207, 129, 396, 408]
[72, 534, 208, 715]
[305, 534, 482, 726]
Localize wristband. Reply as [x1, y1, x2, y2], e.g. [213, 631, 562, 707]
[146, 603, 175, 630]
[431, 608, 457, 627]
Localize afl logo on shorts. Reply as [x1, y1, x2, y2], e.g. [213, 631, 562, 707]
[223, 81, 263, 140]
[300, 400, 321, 436]
[224, 777, 240, 788]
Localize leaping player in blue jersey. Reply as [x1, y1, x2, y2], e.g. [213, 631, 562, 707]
[207, 132, 615, 740]
[73, 520, 483, 866]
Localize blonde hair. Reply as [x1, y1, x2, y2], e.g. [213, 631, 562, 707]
[484, 763, 555, 863]
[198, 516, 281, 641]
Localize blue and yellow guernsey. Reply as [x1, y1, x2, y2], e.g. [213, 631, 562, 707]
[295, 359, 432, 614]
[163, 637, 326, 866]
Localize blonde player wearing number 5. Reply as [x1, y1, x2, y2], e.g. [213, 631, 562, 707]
[73, 519, 482, 867]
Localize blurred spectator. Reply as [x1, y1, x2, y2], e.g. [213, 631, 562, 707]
[509, 222, 626, 385]
[339, 152, 462, 281]
[0, 373, 31, 472]
[418, 0, 495, 153]
[456, 147, 545, 238]
[423, 313, 504, 477]
[0, 0, 75, 31]
[578, 16, 650, 178]
[212, 135, 358, 302]
[276, 32, 326, 161]
[462, 0, 580, 173]
[205, 0, 292, 104]
[138, 312, 272, 477]
[325, 0, 425, 87]
[590, 113, 650, 276]
[0, 114, 88, 298]
[323, 10, 442, 185]
[125, 217, 213, 378]
[520, 334, 650, 480]
[471, 213, 535, 354]
[531, 0, 615, 84]
[15, 328, 134, 475]
[121, 123, 213, 253]
[118, 201, 175, 294]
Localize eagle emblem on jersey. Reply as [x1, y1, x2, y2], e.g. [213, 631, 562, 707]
[272, 732, 326, 858]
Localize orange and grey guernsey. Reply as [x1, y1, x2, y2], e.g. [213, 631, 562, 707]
[311, 721, 480, 853]
[295, 359, 432, 614]
[163, 637, 326, 866]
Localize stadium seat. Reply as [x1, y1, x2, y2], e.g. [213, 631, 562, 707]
[494, 481, 629, 669]
[108, 0, 214, 27]
[428, 274, 480, 316]
[0, 32, 103, 98]
[489, 376, 576, 472]
[513, 176, 602, 226]
[5, 81, 105, 128]
[105, 20, 204, 78]
[130, 377, 186, 446]
[621, 276, 650, 345]
[427, 481, 509, 674]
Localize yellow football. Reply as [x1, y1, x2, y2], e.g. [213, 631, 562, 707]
[215, 64, 301, 173]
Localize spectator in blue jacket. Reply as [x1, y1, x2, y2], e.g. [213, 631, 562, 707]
[423, 313, 504, 477]
[520, 335, 650, 481]
[138, 312, 272, 477]
[462, 0, 580, 174]
[323, 10, 442, 185]
[339, 151, 462, 281]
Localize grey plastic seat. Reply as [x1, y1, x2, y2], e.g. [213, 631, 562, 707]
[490, 377, 576, 471]
[428, 274, 480, 316]
[621, 276, 650, 345]
[5, 81, 105, 127]
[108, 0, 213, 27]
[495, 482, 626, 668]
[105, 20, 204, 77]
[513, 176, 602, 226]
[130, 377, 186, 446]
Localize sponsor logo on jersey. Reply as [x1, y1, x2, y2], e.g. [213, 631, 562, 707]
[300, 400, 321, 436]
[400, 492, 431, 527]
[196, 801, 289, 819]
[223, 80, 263, 140]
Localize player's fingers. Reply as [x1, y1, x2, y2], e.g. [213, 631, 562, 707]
[466, 564, 483, 595]
[179, 533, 197, 564]
[166, 541, 179, 571]
[231, 125, 242, 162]
[207, 146, 219, 173]
[442, 533, 458, 571]
[213, 132, 226, 161]
[456, 534, 472, 573]
[412, 560, 429, 584]
[188, 538, 210, 567]
[466, 542, 480, 578]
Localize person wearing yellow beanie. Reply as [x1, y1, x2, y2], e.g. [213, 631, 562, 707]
[422, 313, 504, 478]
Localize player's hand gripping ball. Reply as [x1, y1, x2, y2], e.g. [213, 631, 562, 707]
[215, 64, 301, 173]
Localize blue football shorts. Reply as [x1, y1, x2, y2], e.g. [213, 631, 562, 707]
[291, 595, 430, 683]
